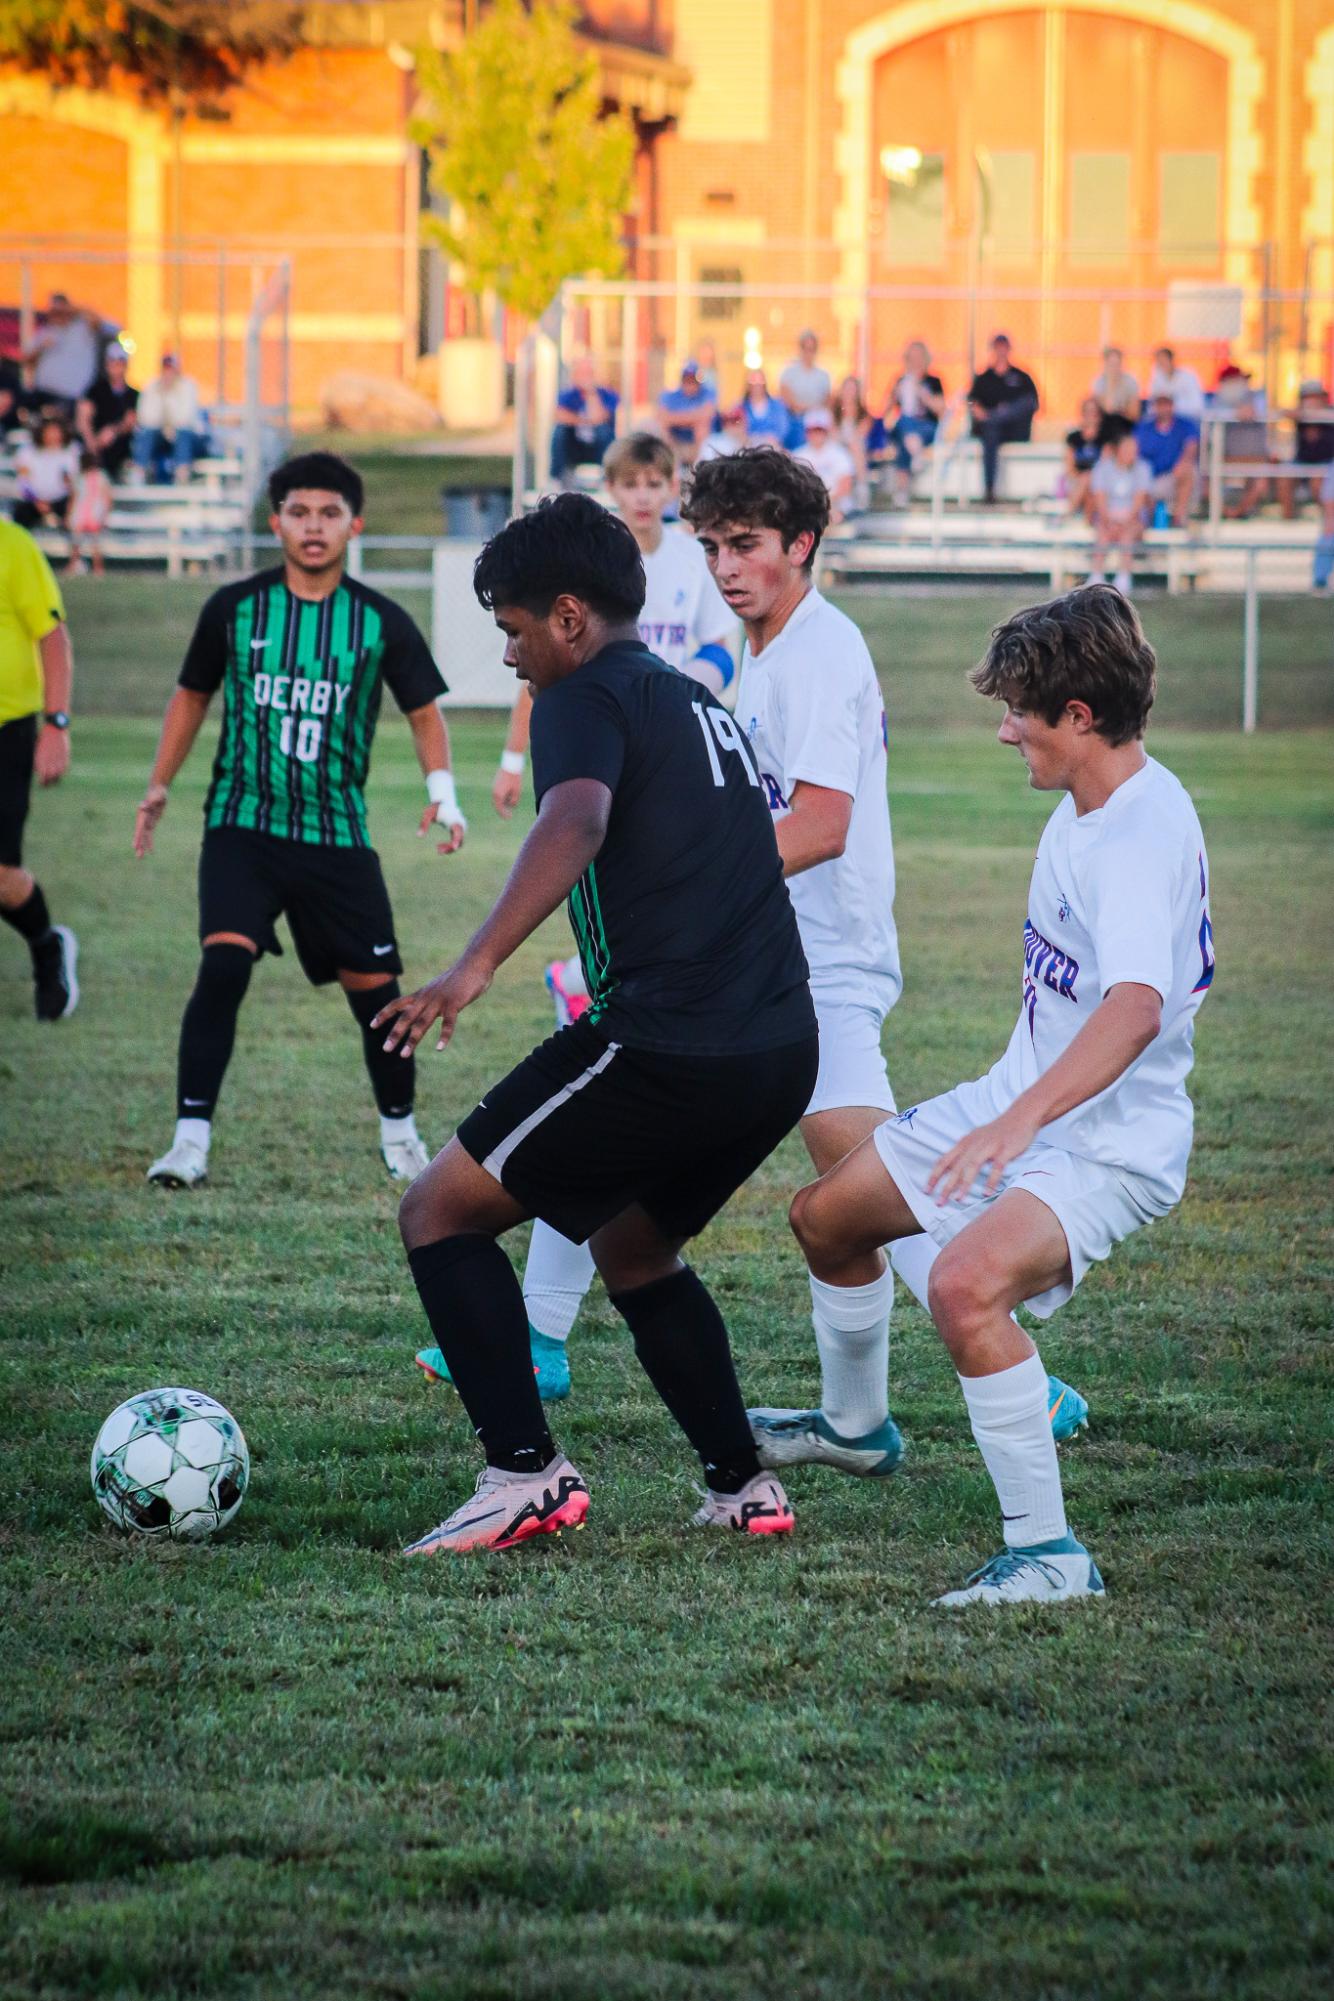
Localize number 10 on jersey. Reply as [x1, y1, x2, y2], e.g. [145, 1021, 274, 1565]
[278, 716, 323, 763]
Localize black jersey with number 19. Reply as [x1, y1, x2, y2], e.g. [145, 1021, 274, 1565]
[530, 640, 814, 1056]
[178, 567, 446, 847]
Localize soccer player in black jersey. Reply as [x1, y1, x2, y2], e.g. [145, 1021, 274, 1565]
[372, 494, 818, 1554]
[134, 452, 465, 1188]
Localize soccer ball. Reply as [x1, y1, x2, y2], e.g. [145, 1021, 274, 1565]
[90, 1387, 249, 1541]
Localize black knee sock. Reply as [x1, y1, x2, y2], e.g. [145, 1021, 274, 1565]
[344, 981, 414, 1119]
[176, 943, 254, 1120]
[611, 1267, 760, 1493]
[407, 1234, 556, 1474]
[2, 883, 53, 950]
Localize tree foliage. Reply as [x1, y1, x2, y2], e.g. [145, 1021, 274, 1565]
[412, 0, 634, 322]
[0, 1, 302, 109]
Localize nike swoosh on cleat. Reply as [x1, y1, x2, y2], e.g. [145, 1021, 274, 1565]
[1048, 1390, 1067, 1421]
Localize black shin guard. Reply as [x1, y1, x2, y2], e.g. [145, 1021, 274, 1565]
[176, 943, 254, 1120]
[345, 980, 414, 1119]
[2, 882, 52, 948]
[407, 1234, 556, 1473]
[611, 1267, 760, 1493]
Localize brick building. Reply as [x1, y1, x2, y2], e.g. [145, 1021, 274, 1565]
[2, 1, 1330, 420]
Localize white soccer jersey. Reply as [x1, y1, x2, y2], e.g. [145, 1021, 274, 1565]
[986, 755, 1214, 1207]
[638, 527, 737, 675]
[736, 588, 901, 1016]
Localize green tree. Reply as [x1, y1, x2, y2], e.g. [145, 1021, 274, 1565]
[412, 0, 634, 322]
[0, 1, 301, 109]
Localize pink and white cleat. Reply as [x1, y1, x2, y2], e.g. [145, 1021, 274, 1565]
[689, 1471, 795, 1535]
[545, 958, 592, 1028]
[404, 1456, 589, 1555]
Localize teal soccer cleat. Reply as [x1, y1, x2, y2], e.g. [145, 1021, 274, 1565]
[1046, 1375, 1089, 1441]
[415, 1327, 572, 1402]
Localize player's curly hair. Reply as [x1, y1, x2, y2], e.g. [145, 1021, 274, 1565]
[472, 492, 646, 621]
[971, 584, 1156, 745]
[680, 447, 830, 570]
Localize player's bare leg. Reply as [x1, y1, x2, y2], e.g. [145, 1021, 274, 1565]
[794, 1153, 1102, 1605]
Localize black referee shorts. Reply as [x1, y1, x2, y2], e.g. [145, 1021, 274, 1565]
[0, 714, 38, 869]
[198, 826, 402, 986]
[457, 1016, 819, 1246]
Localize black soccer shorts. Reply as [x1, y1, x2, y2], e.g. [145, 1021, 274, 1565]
[457, 1015, 819, 1246]
[197, 825, 403, 986]
[0, 714, 38, 869]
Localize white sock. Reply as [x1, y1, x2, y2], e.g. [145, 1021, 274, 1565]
[1114, 569, 1132, 594]
[810, 1266, 892, 1437]
[888, 1234, 936, 1313]
[958, 1352, 1067, 1548]
[522, 1219, 596, 1342]
[1088, 569, 1105, 585]
[176, 1116, 211, 1153]
[379, 1111, 418, 1145]
[559, 955, 588, 999]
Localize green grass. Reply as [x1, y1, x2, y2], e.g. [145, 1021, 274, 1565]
[1, 575, 1331, 1999]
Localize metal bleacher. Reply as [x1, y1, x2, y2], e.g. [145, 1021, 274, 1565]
[0, 443, 249, 576]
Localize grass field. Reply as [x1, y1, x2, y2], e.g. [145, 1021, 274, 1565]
[1, 573, 1331, 1999]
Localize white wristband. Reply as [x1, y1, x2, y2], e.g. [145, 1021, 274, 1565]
[499, 749, 526, 777]
[426, 768, 462, 825]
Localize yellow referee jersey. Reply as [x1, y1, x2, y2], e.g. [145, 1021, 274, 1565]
[0, 518, 66, 727]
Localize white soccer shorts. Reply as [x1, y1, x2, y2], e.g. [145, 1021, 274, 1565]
[806, 999, 896, 1118]
[872, 1076, 1165, 1319]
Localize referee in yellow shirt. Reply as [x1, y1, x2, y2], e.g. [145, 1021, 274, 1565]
[0, 516, 78, 1018]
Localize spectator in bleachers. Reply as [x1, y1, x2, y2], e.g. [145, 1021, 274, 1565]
[67, 448, 113, 578]
[1212, 368, 1270, 520]
[1147, 346, 1205, 423]
[1090, 345, 1141, 421]
[741, 369, 789, 445]
[1311, 462, 1334, 590]
[778, 330, 832, 418]
[550, 355, 619, 487]
[0, 354, 21, 433]
[657, 359, 716, 466]
[698, 403, 750, 463]
[883, 340, 945, 504]
[76, 342, 138, 481]
[1279, 380, 1334, 519]
[18, 294, 102, 421]
[966, 333, 1039, 504]
[832, 375, 874, 510]
[1134, 391, 1199, 527]
[694, 339, 719, 397]
[794, 407, 857, 523]
[1089, 422, 1151, 595]
[131, 354, 206, 485]
[1064, 397, 1109, 516]
[13, 416, 79, 531]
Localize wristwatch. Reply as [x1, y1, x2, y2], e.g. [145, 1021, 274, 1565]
[43, 711, 70, 730]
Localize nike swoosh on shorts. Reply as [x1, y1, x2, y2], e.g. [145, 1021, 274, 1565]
[373, 943, 395, 955]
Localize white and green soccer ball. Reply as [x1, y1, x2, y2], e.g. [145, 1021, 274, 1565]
[91, 1387, 249, 1541]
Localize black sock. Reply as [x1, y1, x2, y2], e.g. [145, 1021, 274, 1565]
[611, 1267, 760, 1493]
[2, 883, 53, 949]
[176, 943, 254, 1120]
[407, 1234, 556, 1474]
[344, 981, 414, 1119]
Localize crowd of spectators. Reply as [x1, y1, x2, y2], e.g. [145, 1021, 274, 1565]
[557, 323, 1334, 587]
[3, 293, 213, 573]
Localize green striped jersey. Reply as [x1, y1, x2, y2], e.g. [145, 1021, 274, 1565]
[178, 568, 445, 847]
